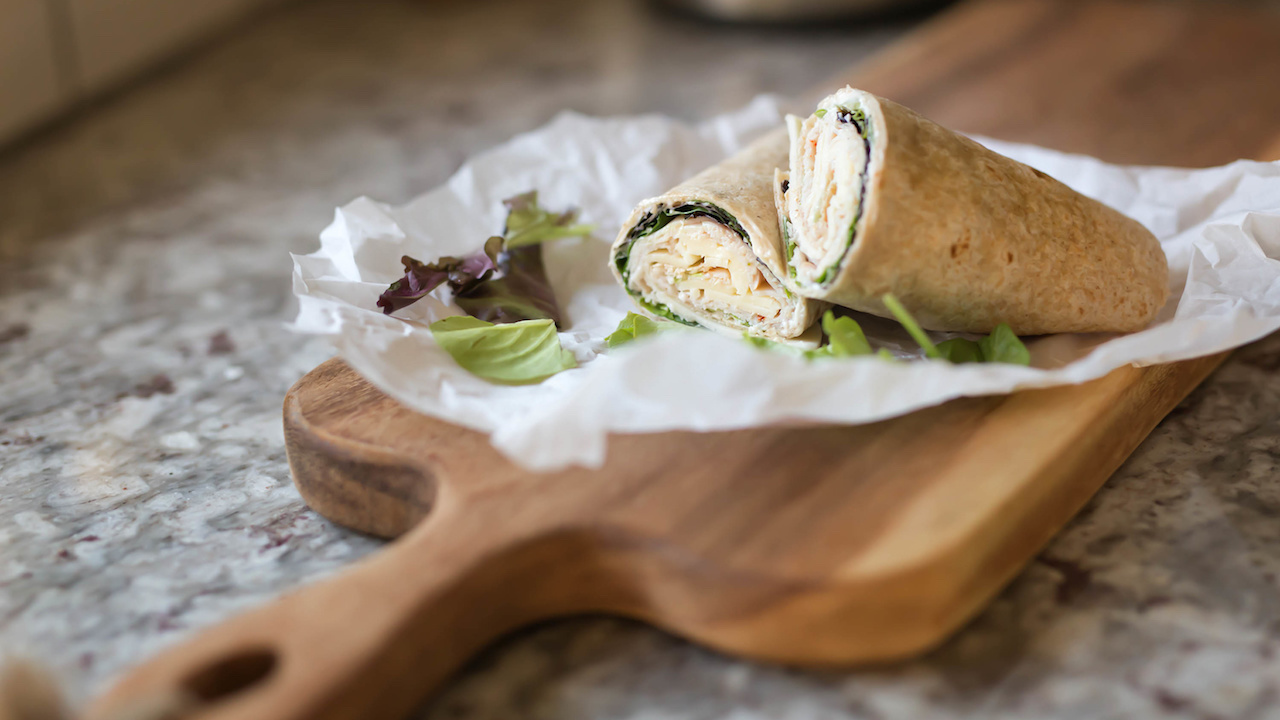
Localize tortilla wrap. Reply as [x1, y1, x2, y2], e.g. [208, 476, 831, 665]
[611, 130, 826, 343]
[776, 87, 1169, 335]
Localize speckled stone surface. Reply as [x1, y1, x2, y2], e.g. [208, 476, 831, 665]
[2, 0, 1280, 717]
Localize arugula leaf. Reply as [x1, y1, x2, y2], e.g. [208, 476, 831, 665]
[429, 316, 575, 384]
[980, 323, 1031, 366]
[606, 312, 675, 348]
[935, 338, 984, 364]
[882, 293, 940, 359]
[502, 191, 594, 248]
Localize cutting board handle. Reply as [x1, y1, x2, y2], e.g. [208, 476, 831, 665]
[86, 492, 560, 720]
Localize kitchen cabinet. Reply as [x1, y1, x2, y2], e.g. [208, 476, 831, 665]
[66, 0, 267, 92]
[0, 0, 67, 144]
[0, 0, 277, 146]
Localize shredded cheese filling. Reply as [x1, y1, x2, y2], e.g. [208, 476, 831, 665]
[628, 216, 792, 333]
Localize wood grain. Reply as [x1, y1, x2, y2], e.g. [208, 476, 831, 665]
[88, 1, 1280, 719]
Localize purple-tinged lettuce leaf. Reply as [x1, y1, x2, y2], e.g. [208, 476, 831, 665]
[455, 238, 561, 325]
[378, 192, 591, 324]
[376, 256, 453, 315]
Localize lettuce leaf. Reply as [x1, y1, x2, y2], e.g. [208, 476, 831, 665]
[882, 293, 940, 359]
[882, 294, 1030, 365]
[813, 310, 871, 358]
[378, 192, 592, 325]
[455, 237, 561, 324]
[605, 312, 676, 348]
[980, 323, 1031, 366]
[935, 338, 984, 364]
[375, 243, 499, 315]
[429, 316, 576, 384]
[744, 310, 871, 360]
[502, 191, 594, 248]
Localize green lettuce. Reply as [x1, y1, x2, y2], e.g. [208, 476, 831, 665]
[429, 316, 576, 384]
[605, 312, 677, 348]
[807, 310, 871, 359]
[501, 190, 594, 248]
[935, 338, 984, 364]
[882, 293, 1030, 366]
[980, 323, 1032, 365]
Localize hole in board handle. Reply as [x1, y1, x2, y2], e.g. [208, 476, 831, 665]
[181, 647, 277, 704]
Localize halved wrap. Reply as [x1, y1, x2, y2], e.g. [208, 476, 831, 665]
[612, 130, 826, 343]
[776, 87, 1170, 335]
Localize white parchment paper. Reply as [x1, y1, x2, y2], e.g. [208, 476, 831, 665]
[290, 96, 1280, 471]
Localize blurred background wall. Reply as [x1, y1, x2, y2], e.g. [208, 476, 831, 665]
[0, 0, 955, 149]
[0, 0, 285, 146]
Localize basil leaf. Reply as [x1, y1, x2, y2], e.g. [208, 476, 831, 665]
[606, 312, 675, 348]
[882, 293, 940, 359]
[980, 323, 1031, 366]
[935, 338, 984, 364]
[429, 316, 576, 384]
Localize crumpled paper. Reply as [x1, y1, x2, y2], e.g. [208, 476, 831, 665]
[290, 96, 1280, 471]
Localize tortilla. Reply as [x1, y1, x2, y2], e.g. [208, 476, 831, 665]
[611, 130, 826, 343]
[776, 87, 1169, 335]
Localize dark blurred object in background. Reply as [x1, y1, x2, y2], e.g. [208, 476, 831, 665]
[656, 0, 945, 22]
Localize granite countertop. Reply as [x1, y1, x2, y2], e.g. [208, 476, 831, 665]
[3, 0, 1280, 717]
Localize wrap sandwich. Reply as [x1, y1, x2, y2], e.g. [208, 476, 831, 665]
[775, 87, 1169, 335]
[611, 131, 826, 344]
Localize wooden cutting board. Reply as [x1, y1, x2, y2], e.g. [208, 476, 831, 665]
[89, 1, 1280, 719]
